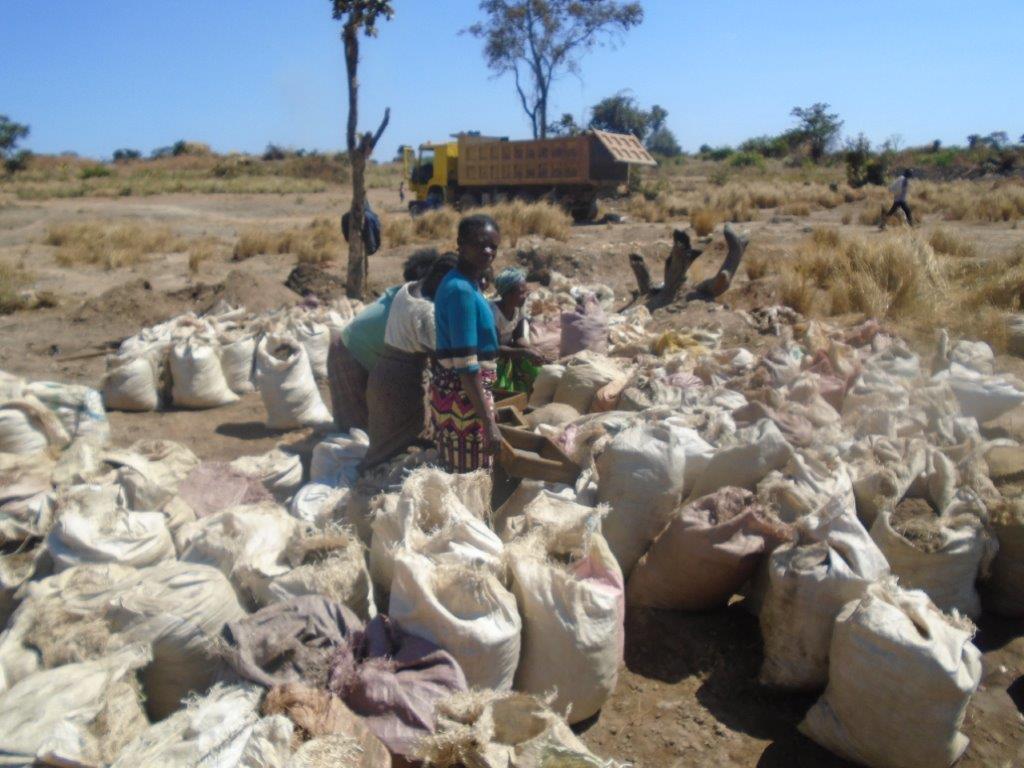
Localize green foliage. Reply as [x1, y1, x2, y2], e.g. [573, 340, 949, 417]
[790, 102, 843, 163]
[1, 115, 31, 173]
[80, 165, 112, 179]
[329, 0, 394, 35]
[729, 151, 764, 169]
[646, 126, 682, 157]
[465, 0, 643, 138]
[112, 148, 141, 162]
[699, 145, 734, 161]
[547, 113, 582, 137]
[589, 92, 652, 139]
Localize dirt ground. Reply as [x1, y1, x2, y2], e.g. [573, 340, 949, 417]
[1, 187, 1023, 767]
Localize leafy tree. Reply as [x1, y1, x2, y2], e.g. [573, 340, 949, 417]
[589, 92, 651, 139]
[547, 113, 582, 136]
[967, 134, 982, 149]
[466, 1, 643, 139]
[790, 102, 843, 162]
[330, 0, 393, 300]
[0, 115, 30, 173]
[646, 126, 681, 157]
[393, 144, 411, 162]
[984, 131, 1010, 150]
[112, 148, 141, 162]
[263, 144, 287, 161]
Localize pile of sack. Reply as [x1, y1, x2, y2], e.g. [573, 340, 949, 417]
[510, 304, 1024, 768]
[101, 298, 361, 427]
[1, 370, 625, 766]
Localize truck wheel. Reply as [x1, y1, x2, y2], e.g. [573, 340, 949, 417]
[571, 200, 599, 223]
[457, 192, 478, 211]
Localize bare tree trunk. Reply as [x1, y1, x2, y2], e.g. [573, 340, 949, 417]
[342, 20, 390, 300]
[343, 22, 366, 299]
[629, 253, 652, 295]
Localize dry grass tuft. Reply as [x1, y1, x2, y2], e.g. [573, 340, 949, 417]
[45, 221, 186, 269]
[779, 230, 945, 329]
[744, 254, 771, 280]
[382, 201, 569, 248]
[233, 218, 342, 263]
[0, 262, 35, 313]
[484, 200, 571, 246]
[187, 237, 226, 274]
[691, 208, 719, 237]
[928, 227, 977, 259]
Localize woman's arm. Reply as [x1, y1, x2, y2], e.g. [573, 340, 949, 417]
[459, 370, 501, 454]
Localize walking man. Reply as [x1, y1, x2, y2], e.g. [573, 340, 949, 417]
[881, 169, 914, 228]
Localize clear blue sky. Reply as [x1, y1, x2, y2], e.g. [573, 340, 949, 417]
[3, 0, 1021, 160]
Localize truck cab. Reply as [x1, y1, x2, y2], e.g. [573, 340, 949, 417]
[403, 141, 457, 212]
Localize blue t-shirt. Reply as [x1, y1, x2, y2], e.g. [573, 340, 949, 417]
[434, 268, 498, 374]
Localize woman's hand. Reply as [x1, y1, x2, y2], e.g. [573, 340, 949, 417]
[484, 421, 504, 456]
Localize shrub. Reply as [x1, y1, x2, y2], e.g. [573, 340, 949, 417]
[112, 149, 141, 162]
[45, 221, 186, 269]
[80, 165, 112, 179]
[928, 227, 977, 258]
[691, 209, 719, 236]
[729, 151, 764, 169]
[233, 218, 342, 263]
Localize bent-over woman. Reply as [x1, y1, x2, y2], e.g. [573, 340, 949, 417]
[362, 254, 457, 470]
[430, 215, 502, 473]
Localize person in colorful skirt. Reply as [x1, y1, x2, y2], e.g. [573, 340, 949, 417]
[430, 215, 502, 472]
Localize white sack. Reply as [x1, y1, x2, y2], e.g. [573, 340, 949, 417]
[596, 421, 688, 576]
[554, 353, 623, 413]
[757, 452, 855, 523]
[687, 419, 794, 500]
[528, 364, 565, 408]
[389, 552, 521, 691]
[230, 448, 304, 503]
[800, 581, 981, 768]
[845, 436, 928, 528]
[25, 381, 109, 447]
[291, 318, 330, 380]
[111, 683, 294, 768]
[934, 363, 1024, 423]
[254, 336, 333, 430]
[47, 505, 175, 572]
[759, 494, 890, 690]
[370, 468, 501, 593]
[0, 397, 70, 455]
[509, 523, 623, 724]
[289, 483, 349, 527]
[310, 430, 370, 487]
[219, 332, 257, 395]
[106, 439, 200, 511]
[171, 336, 240, 409]
[870, 508, 995, 619]
[0, 644, 150, 768]
[180, 502, 299, 606]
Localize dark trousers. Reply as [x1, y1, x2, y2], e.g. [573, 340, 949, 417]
[885, 200, 913, 225]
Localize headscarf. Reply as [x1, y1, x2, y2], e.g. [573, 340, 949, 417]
[494, 267, 527, 297]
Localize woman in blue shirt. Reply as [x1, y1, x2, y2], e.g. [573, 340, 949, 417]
[430, 215, 502, 472]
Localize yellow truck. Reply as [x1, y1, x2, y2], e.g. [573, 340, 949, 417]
[402, 130, 656, 222]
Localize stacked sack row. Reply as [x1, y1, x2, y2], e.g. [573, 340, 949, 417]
[508, 309, 1024, 768]
[0, 375, 626, 766]
[101, 298, 362, 428]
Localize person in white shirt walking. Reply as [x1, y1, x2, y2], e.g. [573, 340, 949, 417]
[881, 169, 914, 228]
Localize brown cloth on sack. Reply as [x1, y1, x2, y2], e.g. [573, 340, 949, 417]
[327, 333, 369, 432]
[363, 346, 430, 471]
[220, 595, 362, 689]
[327, 614, 468, 760]
[262, 682, 392, 766]
[627, 487, 793, 611]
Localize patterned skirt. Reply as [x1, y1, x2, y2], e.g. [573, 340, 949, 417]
[429, 361, 497, 473]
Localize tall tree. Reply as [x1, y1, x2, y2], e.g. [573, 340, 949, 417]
[466, 1, 643, 139]
[0, 116, 30, 173]
[331, 0, 393, 300]
[790, 102, 843, 163]
[589, 92, 652, 139]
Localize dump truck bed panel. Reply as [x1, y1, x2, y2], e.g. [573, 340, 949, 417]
[458, 135, 591, 187]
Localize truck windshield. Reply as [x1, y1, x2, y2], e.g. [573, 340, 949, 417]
[413, 148, 435, 184]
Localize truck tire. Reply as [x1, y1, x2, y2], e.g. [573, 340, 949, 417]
[457, 192, 479, 211]
[571, 199, 599, 223]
